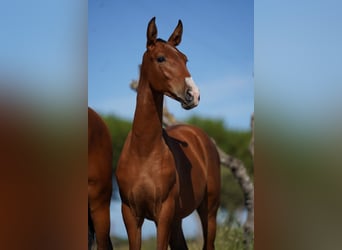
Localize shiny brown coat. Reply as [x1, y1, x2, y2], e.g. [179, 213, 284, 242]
[116, 17, 221, 250]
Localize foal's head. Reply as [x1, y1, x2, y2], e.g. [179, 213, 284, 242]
[141, 17, 200, 110]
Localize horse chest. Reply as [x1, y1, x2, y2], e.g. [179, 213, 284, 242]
[130, 163, 175, 194]
[119, 153, 177, 216]
[126, 171, 175, 219]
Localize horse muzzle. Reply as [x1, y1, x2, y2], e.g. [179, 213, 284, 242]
[181, 77, 200, 110]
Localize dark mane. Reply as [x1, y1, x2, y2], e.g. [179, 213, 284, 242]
[156, 38, 166, 43]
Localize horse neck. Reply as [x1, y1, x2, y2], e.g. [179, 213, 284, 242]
[131, 74, 165, 155]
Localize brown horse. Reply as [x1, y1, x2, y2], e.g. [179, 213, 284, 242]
[88, 107, 113, 250]
[116, 17, 221, 250]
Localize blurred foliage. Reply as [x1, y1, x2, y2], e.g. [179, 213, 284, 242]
[186, 116, 253, 177]
[102, 114, 131, 170]
[102, 114, 253, 215]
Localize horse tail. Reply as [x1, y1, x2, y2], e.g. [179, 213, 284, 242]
[88, 205, 95, 250]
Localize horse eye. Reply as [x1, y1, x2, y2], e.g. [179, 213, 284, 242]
[157, 56, 166, 63]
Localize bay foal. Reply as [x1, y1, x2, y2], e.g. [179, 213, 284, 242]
[116, 17, 221, 250]
[88, 107, 113, 250]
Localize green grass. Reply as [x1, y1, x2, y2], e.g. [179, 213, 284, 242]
[111, 225, 253, 250]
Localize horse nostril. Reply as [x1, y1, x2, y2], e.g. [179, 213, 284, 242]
[198, 95, 200, 101]
[185, 89, 193, 103]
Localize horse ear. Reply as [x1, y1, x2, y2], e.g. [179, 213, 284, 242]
[147, 17, 157, 48]
[168, 20, 183, 46]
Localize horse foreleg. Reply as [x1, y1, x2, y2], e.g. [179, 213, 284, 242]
[89, 201, 113, 250]
[169, 219, 188, 250]
[156, 198, 175, 250]
[122, 203, 143, 250]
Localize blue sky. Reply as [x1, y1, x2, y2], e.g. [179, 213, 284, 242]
[0, 1, 86, 110]
[255, 0, 342, 132]
[88, 0, 254, 130]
